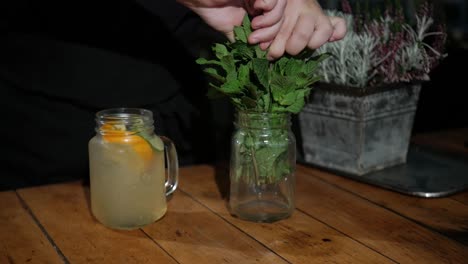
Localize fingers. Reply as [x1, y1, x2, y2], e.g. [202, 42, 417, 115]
[259, 40, 272, 50]
[253, 0, 277, 11]
[248, 0, 347, 59]
[267, 11, 299, 60]
[225, 31, 235, 43]
[248, 17, 283, 44]
[268, 13, 344, 58]
[328, 16, 347, 42]
[251, 0, 286, 29]
[305, 17, 333, 50]
[284, 14, 315, 55]
[244, 0, 261, 16]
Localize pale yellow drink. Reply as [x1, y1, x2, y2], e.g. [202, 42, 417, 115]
[89, 133, 166, 230]
[88, 108, 178, 230]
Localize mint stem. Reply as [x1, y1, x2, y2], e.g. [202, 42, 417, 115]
[250, 145, 260, 186]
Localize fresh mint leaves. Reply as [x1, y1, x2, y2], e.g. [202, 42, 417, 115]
[197, 15, 327, 184]
[196, 15, 326, 114]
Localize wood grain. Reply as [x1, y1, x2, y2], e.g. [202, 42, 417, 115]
[17, 182, 177, 264]
[452, 192, 468, 206]
[295, 168, 468, 263]
[178, 165, 395, 264]
[142, 191, 286, 264]
[0, 191, 62, 264]
[298, 166, 468, 241]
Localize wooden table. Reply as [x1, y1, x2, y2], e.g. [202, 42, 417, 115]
[2, 129, 468, 263]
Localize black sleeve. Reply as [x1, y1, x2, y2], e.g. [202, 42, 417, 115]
[0, 0, 223, 190]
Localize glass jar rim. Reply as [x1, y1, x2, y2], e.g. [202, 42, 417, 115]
[235, 111, 290, 129]
[95, 108, 154, 134]
[96, 108, 153, 120]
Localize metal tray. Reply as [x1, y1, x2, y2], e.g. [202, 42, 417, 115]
[299, 145, 468, 198]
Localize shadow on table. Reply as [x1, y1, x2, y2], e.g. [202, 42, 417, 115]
[144, 209, 347, 260]
[80, 181, 93, 217]
[213, 161, 230, 201]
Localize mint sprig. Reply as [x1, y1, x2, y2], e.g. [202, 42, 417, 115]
[196, 15, 328, 184]
[196, 15, 327, 114]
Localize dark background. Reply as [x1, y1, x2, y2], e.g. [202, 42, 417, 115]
[0, 0, 232, 190]
[0, 0, 466, 190]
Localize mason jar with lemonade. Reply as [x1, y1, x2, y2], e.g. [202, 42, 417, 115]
[88, 108, 178, 230]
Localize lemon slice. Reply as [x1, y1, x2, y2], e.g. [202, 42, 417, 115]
[101, 124, 154, 163]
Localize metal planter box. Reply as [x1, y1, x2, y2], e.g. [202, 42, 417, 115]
[298, 83, 421, 176]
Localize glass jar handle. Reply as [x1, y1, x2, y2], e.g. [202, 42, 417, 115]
[161, 136, 178, 196]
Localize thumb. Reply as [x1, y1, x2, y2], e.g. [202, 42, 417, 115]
[226, 31, 235, 42]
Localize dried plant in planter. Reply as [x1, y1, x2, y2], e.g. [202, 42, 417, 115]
[317, 0, 447, 88]
[298, 0, 448, 176]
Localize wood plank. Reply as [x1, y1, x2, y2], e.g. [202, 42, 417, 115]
[452, 191, 468, 206]
[295, 168, 468, 263]
[298, 166, 468, 245]
[142, 191, 287, 264]
[0, 191, 63, 264]
[178, 165, 395, 264]
[17, 182, 177, 264]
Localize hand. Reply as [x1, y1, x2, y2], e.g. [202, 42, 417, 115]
[177, 0, 286, 44]
[249, 0, 347, 60]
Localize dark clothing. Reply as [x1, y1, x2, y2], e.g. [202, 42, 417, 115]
[0, 0, 228, 190]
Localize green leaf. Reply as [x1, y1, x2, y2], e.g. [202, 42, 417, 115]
[304, 60, 319, 74]
[284, 59, 303, 76]
[204, 68, 225, 82]
[234, 26, 247, 43]
[307, 53, 330, 70]
[213, 44, 229, 59]
[231, 43, 254, 59]
[226, 70, 238, 83]
[196, 57, 208, 65]
[220, 55, 236, 74]
[286, 90, 307, 113]
[252, 58, 270, 89]
[262, 93, 271, 112]
[233, 15, 252, 44]
[242, 14, 252, 36]
[274, 151, 291, 178]
[294, 72, 310, 87]
[254, 46, 267, 59]
[274, 57, 289, 75]
[220, 80, 242, 94]
[270, 74, 295, 101]
[238, 64, 250, 87]
[279, 92, 297, 106]
[271, 105, 287, 112]
[196, 58, 222, 66]
[304, 75, 321, 87]
[254, 144, 288, 179]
